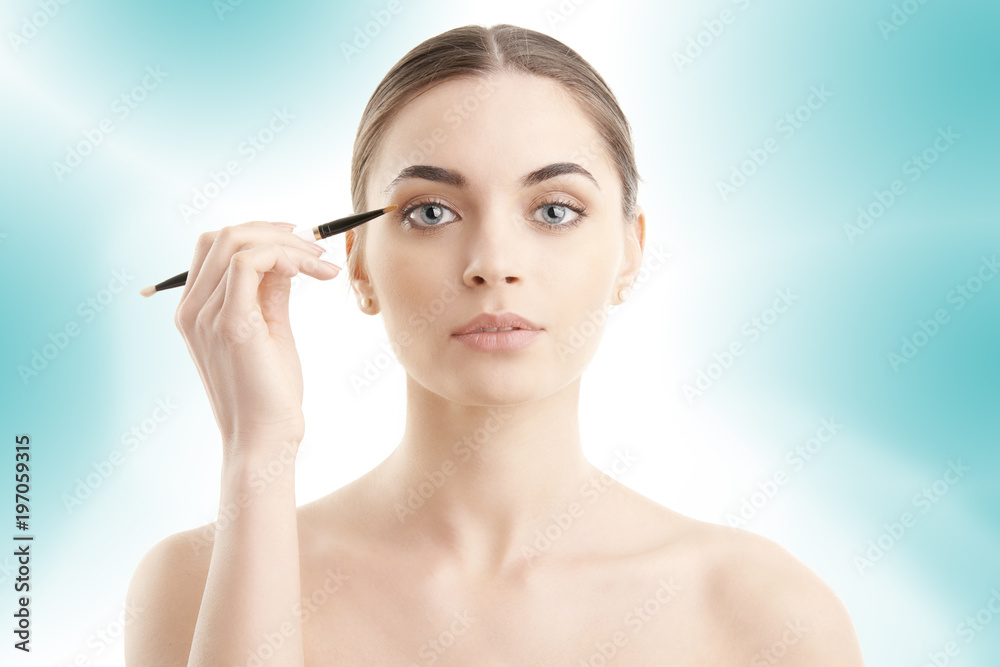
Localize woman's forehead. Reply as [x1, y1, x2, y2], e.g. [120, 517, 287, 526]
[386, 72, 592, 141]
[369, 74, 613, 196]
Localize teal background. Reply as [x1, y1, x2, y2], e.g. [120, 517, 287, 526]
[0, 0, 997, 664]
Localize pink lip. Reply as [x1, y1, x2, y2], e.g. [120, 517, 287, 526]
[450, 311, 544, 352]
[452, 311, 542, 336]
[451, 329, 543, 352]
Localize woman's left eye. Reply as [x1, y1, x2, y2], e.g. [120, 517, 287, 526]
[399, 198, 587, 232]
[534, 198, 591, 231]
[533, 201, 586, 228]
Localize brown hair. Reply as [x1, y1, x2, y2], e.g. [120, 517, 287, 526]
[345, 23, 641, 289]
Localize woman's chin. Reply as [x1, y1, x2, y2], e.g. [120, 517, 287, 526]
[411, 367, 550, 407]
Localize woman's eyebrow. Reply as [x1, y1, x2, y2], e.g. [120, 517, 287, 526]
[381, 162, 600, 199]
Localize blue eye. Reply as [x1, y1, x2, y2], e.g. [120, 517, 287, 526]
[397, 197, 588, 233]
[535, 201, 585, 228]
[405, 202, 456, 228]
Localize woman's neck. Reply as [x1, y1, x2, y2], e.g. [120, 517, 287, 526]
[368, 375, 603, 578]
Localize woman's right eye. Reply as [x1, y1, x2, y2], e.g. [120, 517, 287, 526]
[401, 202, 459, 230]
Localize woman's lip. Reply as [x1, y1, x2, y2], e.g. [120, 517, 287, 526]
[452, 312, 542, 335]
[451, 329, 543, 351]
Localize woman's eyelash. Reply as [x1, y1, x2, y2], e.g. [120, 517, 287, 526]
[395, 198, 588, 233]
[395, 199, 448, 231]
[538, 198, 588, 229]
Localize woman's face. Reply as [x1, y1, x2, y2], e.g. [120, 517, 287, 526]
[359, 71, 644, 405]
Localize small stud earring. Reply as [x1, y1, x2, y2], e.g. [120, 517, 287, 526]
[361, 296, 372, 308]
[618, 287, 630, 302]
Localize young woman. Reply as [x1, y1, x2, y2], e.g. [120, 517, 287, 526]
[126, 24, 865, 665]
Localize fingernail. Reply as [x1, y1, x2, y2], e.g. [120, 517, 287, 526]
[321, 259, 342, 272]
[307, 243, 325, 256]
[270, 222, 296, 230]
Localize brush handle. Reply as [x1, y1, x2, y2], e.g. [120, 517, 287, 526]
[312, 206, 396, 239]
[142, 206, 394, 295]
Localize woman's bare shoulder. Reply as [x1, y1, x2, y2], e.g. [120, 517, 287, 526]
[652, 512, 866, 665]
[125, 526, 215, 665]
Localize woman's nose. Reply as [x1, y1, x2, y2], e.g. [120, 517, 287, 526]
[461, 209, 526, 288]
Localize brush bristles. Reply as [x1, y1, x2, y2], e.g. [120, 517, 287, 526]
[139, 285, 156, 297]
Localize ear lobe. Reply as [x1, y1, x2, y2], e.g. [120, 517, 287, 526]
[344, 229, 368, 284]
[345, 229, 358, 278]
[623, 205, 646, 278]
[634, 205, 646, 254]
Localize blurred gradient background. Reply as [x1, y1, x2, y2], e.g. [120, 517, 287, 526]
[1, 0, 997, 664]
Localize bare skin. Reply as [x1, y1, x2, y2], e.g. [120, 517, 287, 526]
[125, 72, 865, 665]
[129, 475, 863, 665]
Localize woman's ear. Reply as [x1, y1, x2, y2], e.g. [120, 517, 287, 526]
[634, 204, 646, 256]
[344, 229, 360, 282]
[345, 228, 378, 313]
[620, 204, 646, 284]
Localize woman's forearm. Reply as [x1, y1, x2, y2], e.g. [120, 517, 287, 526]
[187, 443, 304, 667]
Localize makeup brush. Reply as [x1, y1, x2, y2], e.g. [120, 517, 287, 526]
[139, 205, 396, 297]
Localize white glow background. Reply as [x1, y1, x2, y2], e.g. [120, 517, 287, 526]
[1, 0, 997, 665]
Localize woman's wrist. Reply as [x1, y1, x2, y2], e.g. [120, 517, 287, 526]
[221, 436, 300, 481]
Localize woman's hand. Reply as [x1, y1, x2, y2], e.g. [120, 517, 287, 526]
[173, 221, 340, 460]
